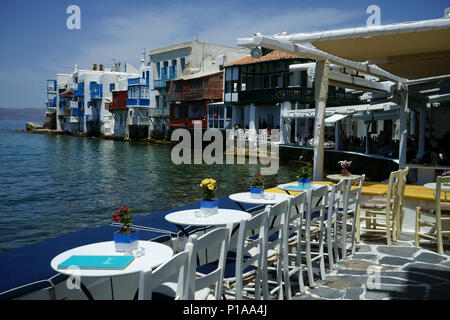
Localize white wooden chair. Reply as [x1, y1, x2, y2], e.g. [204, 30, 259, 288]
[137, 242, 193, 300]
[220, 210, 268, 300]
[304, 185, 328, 287]
[415, 175, 450, 255]
[324, 179, 345, 270]
[357, 170, 400, 245]
[186, 226, 231, 300]
[282, 191, 308, 299]
[262, 199, 290, 300]
[337, 174, 365, 260]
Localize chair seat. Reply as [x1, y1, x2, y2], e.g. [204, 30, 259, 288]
[153, 282, 213, 300]
[196, 256, 256, 281]
[419, 205, 450, 215]
[360, 197, 387, 209]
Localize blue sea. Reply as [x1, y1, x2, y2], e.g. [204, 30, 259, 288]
[0, 120, 299, 252]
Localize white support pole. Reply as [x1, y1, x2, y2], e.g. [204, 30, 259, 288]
[365, 122, 370, 154]
[280, 101, 292, 144]
[399, 87, 409, 169]
[313, 60, 329, 181]
[418, 105, 426, 158]
[335, 121, 340, 150]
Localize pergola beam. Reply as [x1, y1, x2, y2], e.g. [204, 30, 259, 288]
[237, 35, 407, 83]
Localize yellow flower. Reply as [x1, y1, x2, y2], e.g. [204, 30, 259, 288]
[210, 179, 216, 184]
[207, 184, 214, 190]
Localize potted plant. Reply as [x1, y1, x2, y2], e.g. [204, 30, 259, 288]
[250, 173, 267, 199]
[112, 206, 139, 253]
[297, 166, 313, 187]
[338, 160, 352, 177]
[198, 178, 218, 217]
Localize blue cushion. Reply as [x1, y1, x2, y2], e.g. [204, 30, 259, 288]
[197, 257, 256, 279]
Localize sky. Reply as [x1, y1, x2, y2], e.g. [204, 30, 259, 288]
[0, 0, 448, 108]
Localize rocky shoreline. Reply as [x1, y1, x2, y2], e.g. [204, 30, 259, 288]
[25, 121, 175, 145]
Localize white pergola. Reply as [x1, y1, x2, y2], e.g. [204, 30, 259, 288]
[237, 11, 450, 180]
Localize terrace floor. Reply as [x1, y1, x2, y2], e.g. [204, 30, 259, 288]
[292, 233, 450, 300]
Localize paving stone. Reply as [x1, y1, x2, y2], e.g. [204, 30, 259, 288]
[379, 256, 414, 266]
[310, 287, 343, 299]
[345, 259, 380, 271]
[355, 245, 372, 253]
[344, 287, 364, 300]
[337, 269, 369, 276]
[403, 263, 450, 281]
[365, 284, 427, 300]
[414, 252, 447, 264]
[353, 254, 379, 261]
[397, 233, 416, 242]
[376, 246, 421, 258]
[324, 278, 354, 290]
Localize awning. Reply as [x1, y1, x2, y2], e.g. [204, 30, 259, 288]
[324, 114, 349, 125]
[275, 16, 450, 80]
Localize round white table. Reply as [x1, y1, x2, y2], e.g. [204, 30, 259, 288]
[165, 209, 251, 227]
[277, 183, 325, 195]
[229, 192, 291, 212]
[51, 241, 173, 300]
[51, 241, 173, 277]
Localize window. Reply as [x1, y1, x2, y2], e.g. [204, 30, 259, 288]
[207, 104, 232, 129]
[141, 86, 149, 99]
[110, 83, 115, 92]
[180, 57, 186, 71]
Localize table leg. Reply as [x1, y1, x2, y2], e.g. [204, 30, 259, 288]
[110, 277, 115, 300]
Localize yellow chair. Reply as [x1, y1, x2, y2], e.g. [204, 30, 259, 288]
[415, 175, 450, 255]
[356, 170, 400, 245]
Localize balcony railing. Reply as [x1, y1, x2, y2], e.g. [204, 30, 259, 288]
[128, 77, 149, 86]
[153, 79, 167, 88]
[237, 87, 315, 104]
[127, 99, 150, 107]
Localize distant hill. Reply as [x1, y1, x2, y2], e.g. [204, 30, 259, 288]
[0, 108, 46, 122]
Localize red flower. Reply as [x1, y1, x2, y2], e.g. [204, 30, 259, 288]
[112, 215, 120, 222]
[114, 210, 118, 214]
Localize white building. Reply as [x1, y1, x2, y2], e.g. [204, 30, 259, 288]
[54, 64, 138, 137]
[149, 41, 249, 134]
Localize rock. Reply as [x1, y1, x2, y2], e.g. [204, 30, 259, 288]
[26, 122, 43, 132]
[414, 252, 447, 264]
[379, 256, 414, 266]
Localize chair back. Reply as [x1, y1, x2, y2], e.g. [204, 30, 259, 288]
[328, 179, 345, 222]
[306, 185, 329, 225]
[138, 242, 193, 300]
[436, 175, 450, 217]
[235, 210, 269, 300]
[342, 174, 366, 216]
[186, 226, 231, 300]
[284, 191, 308, 241]
[385, 170, 401, 215]
[395, 167, 409, 235]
